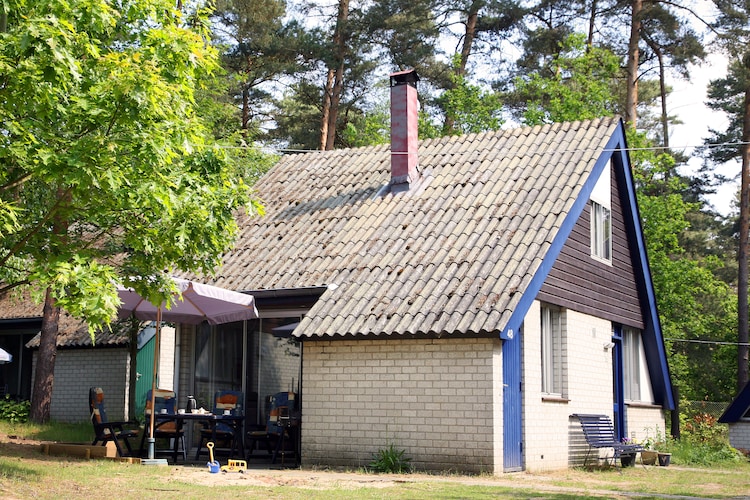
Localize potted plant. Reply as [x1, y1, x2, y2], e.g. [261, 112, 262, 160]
[640, 433, 658, 465]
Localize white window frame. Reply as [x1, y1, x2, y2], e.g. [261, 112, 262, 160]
[623, 326, 641, 401]
[591, 200, 612, 262]
[541, 304, 564, 396]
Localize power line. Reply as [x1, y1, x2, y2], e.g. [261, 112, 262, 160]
[665, 337, 750, 347]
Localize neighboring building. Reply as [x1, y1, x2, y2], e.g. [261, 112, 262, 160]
[719, 382, 750, 454]
[0, 69, 674, 473]
[0, 293, 170, 423]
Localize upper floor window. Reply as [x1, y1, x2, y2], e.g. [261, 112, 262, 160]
[541, 304, 565, 396]
[591, 201, 612, 261]
[590, 162, 612, 262]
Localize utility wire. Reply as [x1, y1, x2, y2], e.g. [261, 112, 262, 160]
[665, 337, 750, 347]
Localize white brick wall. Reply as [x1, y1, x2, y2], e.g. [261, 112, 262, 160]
[522, 303, 667, 471]
[729, 423, 750, 452]
[301, 337, 500, 474]
[33, 348, 130, 423]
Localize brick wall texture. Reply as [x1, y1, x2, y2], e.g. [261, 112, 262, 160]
[729, 423, 750, 452]
[300, 301, 667, 474]
[301, 337, 501, 474]
[33, 348, 130, 423]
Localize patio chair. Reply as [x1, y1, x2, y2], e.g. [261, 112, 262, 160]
[139, 388, 186, 462]
[246, 391, 299, 464]
[195, 390, 244, 460]
[88, 387, 139, 457]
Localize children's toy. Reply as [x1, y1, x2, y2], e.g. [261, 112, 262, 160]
[206, 442, 220, 473]
[220, 459, 247, 473]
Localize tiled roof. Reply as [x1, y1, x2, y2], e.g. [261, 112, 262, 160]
[0, 291, 128, 348]
[200, 117, 621, 338]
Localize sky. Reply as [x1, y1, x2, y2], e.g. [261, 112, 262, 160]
[669, 51, 738, 216]
[668, 0, 738, 217]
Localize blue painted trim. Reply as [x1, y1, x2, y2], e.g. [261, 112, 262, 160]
[719, 381, 750, 422]
[501, 130, 617, 341]
[499, 120, 674, 410]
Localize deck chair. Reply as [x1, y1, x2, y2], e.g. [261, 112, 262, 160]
[89, 387, 139, 457]
[139, 389, 186, 462]
[195, 390, 244, 459]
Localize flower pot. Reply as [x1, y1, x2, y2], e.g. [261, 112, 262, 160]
[658, 453, 671, 466]
[620, 454, 635, 467]
[641, 450, 658, 465]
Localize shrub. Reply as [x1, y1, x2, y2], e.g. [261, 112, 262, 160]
[0, 396, 30, 424]
[369, 443, 412, 473]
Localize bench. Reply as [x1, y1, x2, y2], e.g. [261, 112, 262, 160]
[572, 413, 643, 467]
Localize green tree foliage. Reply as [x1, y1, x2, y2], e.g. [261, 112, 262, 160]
[512, 34, 619, 125]
[629, 132, 737, 401]
[0, 0, 264, 421]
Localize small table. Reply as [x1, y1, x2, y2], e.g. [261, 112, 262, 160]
[151, 412, 244, 463]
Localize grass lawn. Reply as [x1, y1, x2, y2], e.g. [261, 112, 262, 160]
[1, 421, 749, 499]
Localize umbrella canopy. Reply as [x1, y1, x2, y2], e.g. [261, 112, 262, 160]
[117, 278, 258, 325]
[116, 277, 258, 462]
[0, 347, 12, 364]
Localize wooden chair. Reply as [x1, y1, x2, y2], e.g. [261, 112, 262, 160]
[246, 391, 299, 465]
[89, 387, 139, 457]
[195, 390, 244, 459]
[572, 413, 643, 467]
[139, 389, 186, 462]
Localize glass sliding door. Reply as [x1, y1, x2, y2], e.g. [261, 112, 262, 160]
[193, 321, 245, 411]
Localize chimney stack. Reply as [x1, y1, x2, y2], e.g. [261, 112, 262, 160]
[390, 69, 419, 191]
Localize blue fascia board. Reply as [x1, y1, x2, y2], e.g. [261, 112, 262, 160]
[500, 126, 616, 341]
[719, 381, 750, 422]
[499, 120, 675, 410]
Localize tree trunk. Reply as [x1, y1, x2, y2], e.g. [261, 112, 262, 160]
[625, 0, 642, 128]
[242, 85, 251, 139]
[320, 69, 334, 150]
[323, 0, 349, 151]
[30, 288, 60, 424]
[444, 0, 481, 134]
[738, 80, 750, 392]
[586, 0, 598, 49]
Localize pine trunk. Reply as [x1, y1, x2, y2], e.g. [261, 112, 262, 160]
[738, 81, 750, 391]
[30, 288, 59, 424]
[625, 0, 642, 127]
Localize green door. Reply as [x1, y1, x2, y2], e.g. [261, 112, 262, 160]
[135, 335, 155, 418]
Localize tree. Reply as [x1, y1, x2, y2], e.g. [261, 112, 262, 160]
[511, 34, 620, 125]
[0, 0, 262, 422]
[708, 0, 750, 392]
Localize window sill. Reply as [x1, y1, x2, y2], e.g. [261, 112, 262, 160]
[625, 401, 661, 409]
[542, 395, 570, 403]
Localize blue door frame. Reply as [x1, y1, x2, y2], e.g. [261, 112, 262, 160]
[502, 331, 523, 471]
[612, 324, 626, 440]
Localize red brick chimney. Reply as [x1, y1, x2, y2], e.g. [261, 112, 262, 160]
[390, 69, 420, 191]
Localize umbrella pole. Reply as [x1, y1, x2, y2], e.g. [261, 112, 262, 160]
[143, 307, 167, 465]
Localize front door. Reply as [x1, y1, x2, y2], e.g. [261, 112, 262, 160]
[611, 324, 626, 440]
[502, 331, 523, 471]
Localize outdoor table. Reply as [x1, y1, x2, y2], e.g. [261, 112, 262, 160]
[153, 412, 244, 463]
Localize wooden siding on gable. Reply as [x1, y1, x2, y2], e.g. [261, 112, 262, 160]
[538, 162, 644, 329]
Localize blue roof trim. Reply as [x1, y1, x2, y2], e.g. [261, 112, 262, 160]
[500, 119, 674, 410]
[500, 128, 616, 341]
[611, 125, 674, 410]
[719, 381, 750, 423]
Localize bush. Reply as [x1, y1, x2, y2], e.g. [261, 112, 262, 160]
[369, 443, 412, 473]
[0, 396, 30, 424]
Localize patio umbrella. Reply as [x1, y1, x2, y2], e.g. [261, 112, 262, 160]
[117, 277, 259, 463]
[0, 347, 12, 364]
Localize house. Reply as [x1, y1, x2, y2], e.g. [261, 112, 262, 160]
[0, 293, 171, 423]
[171, 69, 673, 473]
[719, 382, 750, 454]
